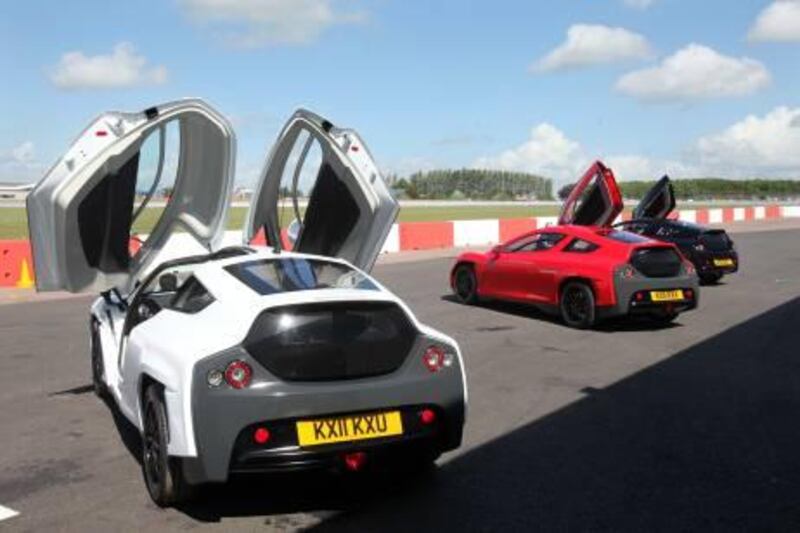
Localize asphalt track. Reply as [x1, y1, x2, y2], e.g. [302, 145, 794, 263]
[1, 227, 799, 532]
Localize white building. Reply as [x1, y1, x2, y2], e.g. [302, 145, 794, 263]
[0, 183, 34, 201]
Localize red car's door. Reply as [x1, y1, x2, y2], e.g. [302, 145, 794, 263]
[483, 232, 566, 303]
[518, 232, 568, 303]
[559, 161, 623, 227]
[481, 234, 538, 300]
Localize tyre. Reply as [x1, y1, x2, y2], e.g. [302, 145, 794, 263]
[89, 318, 108, 399]
[142, 384, 194, 507]
[453, 264, 479, 304]
[699, 272, 722, 285]
[559, 281, 596, 329]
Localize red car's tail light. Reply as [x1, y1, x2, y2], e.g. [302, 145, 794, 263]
[422, 346, 454, 373]
[225, 360, 252, 389]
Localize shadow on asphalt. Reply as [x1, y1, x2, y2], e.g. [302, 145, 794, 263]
[307, 296, 800, 532]
[49, 384, 95, 396]
[102, 297, 800, 530]
[440, 293, 683, 333]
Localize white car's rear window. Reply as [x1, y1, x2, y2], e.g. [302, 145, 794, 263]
[225, 258, 379, 295]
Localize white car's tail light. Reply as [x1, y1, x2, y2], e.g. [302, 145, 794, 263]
[422, 346, 454, 373]
[206, 369, 224, 388]
[224, 360, 253, 389]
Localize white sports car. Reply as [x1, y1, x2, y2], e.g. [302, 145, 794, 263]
[27, 100, 467, 506]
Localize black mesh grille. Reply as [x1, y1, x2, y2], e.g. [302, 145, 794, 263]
[631, 247, 682, 278]
[243, 301, 417, 382]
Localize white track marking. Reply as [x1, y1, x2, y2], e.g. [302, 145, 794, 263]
[0, 504, 19, 522]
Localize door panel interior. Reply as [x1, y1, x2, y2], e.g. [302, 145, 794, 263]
[27, 99, 235, 293]
[558, 161, 623, 227]
[633, 175, 676, 220]
[244, 110, 398, 272]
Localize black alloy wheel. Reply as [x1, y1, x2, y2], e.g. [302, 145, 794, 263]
[90, 318, 108, 399]
[453, 264, 479, 304]
[142, 385, 193, 507]
[560, 282, 596, 329]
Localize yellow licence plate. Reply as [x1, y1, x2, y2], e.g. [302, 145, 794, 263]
[650, 289, 684, 302]
[296, 411, 403, 447]
[714, 258, 734, 267]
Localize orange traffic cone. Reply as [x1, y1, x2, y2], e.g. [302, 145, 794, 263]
[16, 258, 34, 289]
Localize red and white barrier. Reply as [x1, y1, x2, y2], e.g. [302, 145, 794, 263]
[1, 204, 798, 287]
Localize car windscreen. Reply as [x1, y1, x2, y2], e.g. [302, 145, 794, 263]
[224, 257, 379, 295]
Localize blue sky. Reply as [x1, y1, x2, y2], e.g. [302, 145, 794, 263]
[1, 0, 799, 186]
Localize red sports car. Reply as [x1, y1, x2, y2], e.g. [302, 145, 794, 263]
[450, 161, 700, 328]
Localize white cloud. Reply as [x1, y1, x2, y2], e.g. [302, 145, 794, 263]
[533, 24, 652, 72]
[693, 107, 800, 176]
[0, 141, 43, 182]
[616, 44, 770, 102]
[48, 43, 168, 90]
[179, 0, 366, 47]
[10, 142, 35, 164]
[748, 1, 800, 42]
[382, 156, 440, 178]
[472, 124, 688, 182]
[623, 0, 654, 9]
[473, 123, 586, 181]
[472, 106, 800, 183]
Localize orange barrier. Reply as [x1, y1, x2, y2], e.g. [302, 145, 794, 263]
[695, 209, 710, 225]
[0, 240, 34, 288]
[499, 218, 536, 243]
[399, 221, 454, 250]
[247, 227, 292, 249]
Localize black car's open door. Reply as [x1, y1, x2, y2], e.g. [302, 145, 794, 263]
[633, 175, 676, 220]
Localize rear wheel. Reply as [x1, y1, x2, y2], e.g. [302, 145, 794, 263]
[89, 318, 108, 399]
[699, 272, 723, 285]
[142, 384, 194, 507]
[453, 264, 479, 304]
[560, 282, 596, 329]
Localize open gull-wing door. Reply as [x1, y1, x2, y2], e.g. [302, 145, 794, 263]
[632, 175, 675, 220]
[244, 109, 398, 272]
[558, 160, 623, 227]
[27, 99, 235, 293]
